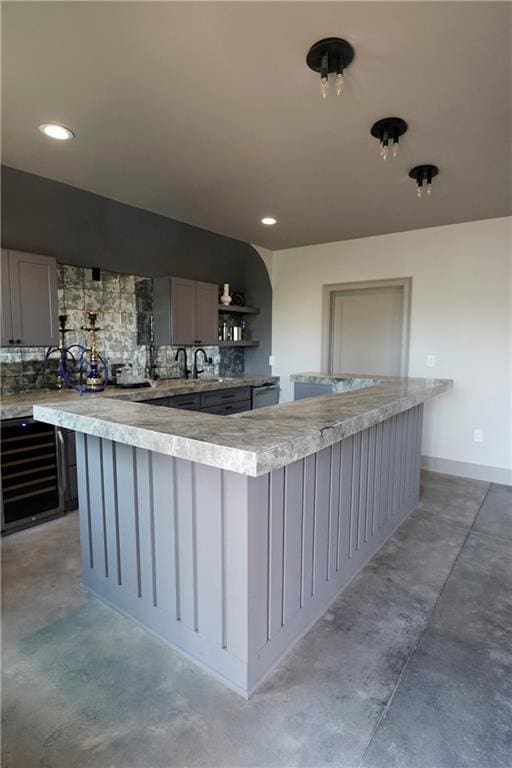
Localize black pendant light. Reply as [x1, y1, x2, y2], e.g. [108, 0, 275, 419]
[306, 38, 355, 99]
[371, 117, 408, 160]
[409, 165, 439, 198]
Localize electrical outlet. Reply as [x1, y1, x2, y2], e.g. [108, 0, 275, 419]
[426, 354, 436, 368]
[269, 355, 275, 366]
[473, 429, 484, 443]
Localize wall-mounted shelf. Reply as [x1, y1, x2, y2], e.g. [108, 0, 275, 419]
[218, 340, 259, 348]
[218, 304, 259, 315]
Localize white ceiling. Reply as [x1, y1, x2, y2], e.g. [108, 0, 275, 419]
[2, 2, 511, 250]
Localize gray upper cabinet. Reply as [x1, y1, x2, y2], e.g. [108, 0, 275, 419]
[1, 250, 14, 345]
[1, 249, 58, 347]
[154, 276, 219, 346]
[170, 277, 197, 345]
[195, 281, 219, 345]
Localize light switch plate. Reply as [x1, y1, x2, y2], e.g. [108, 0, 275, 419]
[269, 355, 275, 366]
[426, 354, 436, 368]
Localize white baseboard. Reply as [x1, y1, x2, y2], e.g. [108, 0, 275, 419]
[422, 455, 512, 486]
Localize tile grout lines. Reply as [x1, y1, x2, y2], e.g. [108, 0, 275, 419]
[357, 484, 492, 768]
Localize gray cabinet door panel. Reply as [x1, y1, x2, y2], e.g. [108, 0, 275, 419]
[170, 393, 201, 410]
[201, 399, 251, 415]
[195, 281, 219, 345]
[220, 399, 251, 415]
[153, 276, 219, 346]
[200, 386, 251, 408]
[141, 397, 170, 407]
[8, 251, 58, 346]
[171, 277, 196, 345]
[1, 250, 13, 345]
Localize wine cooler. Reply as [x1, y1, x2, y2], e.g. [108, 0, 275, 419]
[1, 417, 65, 534]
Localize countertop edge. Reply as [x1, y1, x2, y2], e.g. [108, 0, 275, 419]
[253, 381, 452, 474]
[33, 404, 261, 476]
[33, 378, 453, 477]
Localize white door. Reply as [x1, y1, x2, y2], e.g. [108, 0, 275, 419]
[330, 286, 405, 375]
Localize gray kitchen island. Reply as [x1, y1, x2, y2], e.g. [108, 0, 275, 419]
[34, 375, 452, 697]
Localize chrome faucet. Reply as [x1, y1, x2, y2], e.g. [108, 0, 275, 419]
[193, 348, 211, 379]
[174, 347, 191, 379]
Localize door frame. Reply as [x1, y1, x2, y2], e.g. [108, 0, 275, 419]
[321, 277, 412, 375]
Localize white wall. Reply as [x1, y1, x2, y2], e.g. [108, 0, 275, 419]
[271, 217, 512, 479]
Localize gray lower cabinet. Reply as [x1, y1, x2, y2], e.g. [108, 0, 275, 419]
[200, 387, 250, 408]
[169, 393, 201, 411]
[142, 386, 251, 415]
[1, 249, 59, 347]
[153, 276, 219, 346]
[202, 400, 251, 415]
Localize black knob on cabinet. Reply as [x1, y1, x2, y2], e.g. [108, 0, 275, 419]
[8, 339, 14, 344]
[15, 339, 21, 344]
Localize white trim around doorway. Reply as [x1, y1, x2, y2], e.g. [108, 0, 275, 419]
[321, 277, 412, 375]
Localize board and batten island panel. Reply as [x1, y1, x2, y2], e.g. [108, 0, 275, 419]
[34, 375, 451, 697]
[73, 405, 423, 696]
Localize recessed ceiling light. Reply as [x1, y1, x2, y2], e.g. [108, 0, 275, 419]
[38, 123, 75, 141]
[261, 217, 277, 226]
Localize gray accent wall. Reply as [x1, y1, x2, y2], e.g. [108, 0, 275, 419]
[1, 165, 271, 373]
[242, 250, 272, 375]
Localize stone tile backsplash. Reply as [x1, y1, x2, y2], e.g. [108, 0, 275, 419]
[0, 264, 244, 394]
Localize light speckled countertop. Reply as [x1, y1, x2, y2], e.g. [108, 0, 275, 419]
[292, 372, 397, 383]
[291, 372, 422, 392]
[32, 375, 453, 476]
[0, 375, 278, 420]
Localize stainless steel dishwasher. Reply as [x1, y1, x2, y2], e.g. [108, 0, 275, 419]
[251, 383, 280, 409]
[1, 417, 65, 534]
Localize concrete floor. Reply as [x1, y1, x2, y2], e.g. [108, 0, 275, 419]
[2, 471, 511, 768]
